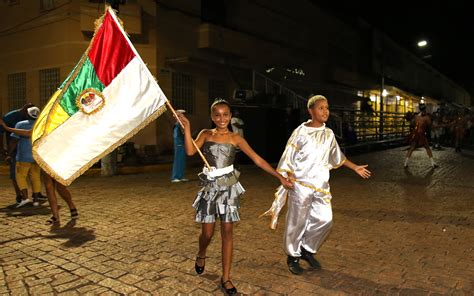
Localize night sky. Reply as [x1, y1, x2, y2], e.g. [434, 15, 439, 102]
[312, 0, 473, 99]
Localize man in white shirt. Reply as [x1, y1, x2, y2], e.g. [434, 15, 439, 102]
[230, 109, 244, 137]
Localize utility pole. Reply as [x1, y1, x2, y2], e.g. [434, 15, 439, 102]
[101, 151, 118, 177]
[101, 0, 125, 177]
[379, 39, 385, 140]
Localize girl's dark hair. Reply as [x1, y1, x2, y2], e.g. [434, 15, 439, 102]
[210, 98, 232, 113]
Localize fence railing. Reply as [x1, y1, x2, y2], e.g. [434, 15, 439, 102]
[330, 108, 410, 146]
[252, 71, 307, 109]
[250, 71, 410, 147]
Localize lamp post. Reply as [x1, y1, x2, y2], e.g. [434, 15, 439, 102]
[417, 40, 428, 47]
[417, 40, 432, 59]
[101, 0, 126, 177]
[379, 39, 385, 140]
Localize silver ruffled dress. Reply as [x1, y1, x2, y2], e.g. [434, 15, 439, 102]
[193, 142, 245, 223]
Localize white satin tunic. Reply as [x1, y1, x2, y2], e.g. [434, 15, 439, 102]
[261, 121, 346, 256]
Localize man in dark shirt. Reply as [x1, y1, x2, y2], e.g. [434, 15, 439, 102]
[0, 103, 34, 204]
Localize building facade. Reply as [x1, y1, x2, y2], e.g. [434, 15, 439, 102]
[1, 0, 471, 155]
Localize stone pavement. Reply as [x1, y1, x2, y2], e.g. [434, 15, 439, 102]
[0, 147, 473, 295]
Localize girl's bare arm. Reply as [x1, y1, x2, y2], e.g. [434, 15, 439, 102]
[236, 135, 293, 188]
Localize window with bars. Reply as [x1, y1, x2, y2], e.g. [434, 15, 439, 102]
[39, 68, 60, 106]
[7, 73, 26, 110]
[172, 72, 195, 114]
[208, 79, 226, 111]
[40, 0, 55, 11]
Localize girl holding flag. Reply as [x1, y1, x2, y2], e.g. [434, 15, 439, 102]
[176, 99, 292, 295]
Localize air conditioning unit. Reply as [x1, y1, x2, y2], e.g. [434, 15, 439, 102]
[233, 89, 256, 101]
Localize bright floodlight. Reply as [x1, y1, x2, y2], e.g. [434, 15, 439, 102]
[418, 40, 427, 47]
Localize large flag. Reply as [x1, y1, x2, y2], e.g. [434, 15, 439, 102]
[32, 7, 168, 186]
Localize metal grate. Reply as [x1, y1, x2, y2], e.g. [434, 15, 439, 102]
[7, 72, 26, 110]
[40, 0, 55, 11]
[39, 68, 60, 107]
[172, 72, 195, 114]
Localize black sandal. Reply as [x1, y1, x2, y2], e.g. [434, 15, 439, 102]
[70, 208, 79, 219]
[221, 278, 237, 295]
[46, 216, 59, 225]
[195, 256, 206, 274]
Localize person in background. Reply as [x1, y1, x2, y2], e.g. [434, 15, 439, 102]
[453, 110, 468, 153]
[404, 104, 438, 168]
[467, 113, 473, 145]
[0, 118, 78, 224]
[0, 103, 35, 204]
[431, 111, 443, 150]
[230, 109, 244, 138]
[7, 107, 43, 208]
[342, 121, 358, 146]
[171, 109, 189, 183]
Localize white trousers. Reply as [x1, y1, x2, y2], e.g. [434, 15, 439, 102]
[283, 184, 333, 257]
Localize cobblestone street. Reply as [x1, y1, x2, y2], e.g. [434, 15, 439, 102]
[1, 147, 473, 295]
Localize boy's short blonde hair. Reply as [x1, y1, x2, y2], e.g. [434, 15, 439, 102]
[307, 95, 328, 109]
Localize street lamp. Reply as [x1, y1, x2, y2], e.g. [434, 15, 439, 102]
[416, 40, 432, 59]
[417, 40, 428, 47]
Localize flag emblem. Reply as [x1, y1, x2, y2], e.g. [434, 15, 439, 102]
[77, 88, 105, 115]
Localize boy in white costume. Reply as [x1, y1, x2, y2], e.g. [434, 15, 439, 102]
[263, 95, 371, 275]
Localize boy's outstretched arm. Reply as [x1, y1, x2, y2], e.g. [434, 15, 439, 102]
[343, 159, 371, 179]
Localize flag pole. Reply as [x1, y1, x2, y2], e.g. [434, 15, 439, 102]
[165, 100, 211, 169]
[105, 5, 210, 169]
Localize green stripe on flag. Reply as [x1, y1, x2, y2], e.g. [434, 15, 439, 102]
[60, 57, 105, 116]
[60, 55, 82, 89]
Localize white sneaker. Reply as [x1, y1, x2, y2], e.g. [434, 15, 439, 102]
[16, 199, 32, 208]
[180, 178, 189, 182]
[171, 179, 181, 183]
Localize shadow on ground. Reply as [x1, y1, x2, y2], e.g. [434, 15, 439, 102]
[0, 201, 51, 217]
[0, 217, 95, 248]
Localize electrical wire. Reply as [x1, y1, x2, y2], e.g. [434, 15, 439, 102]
[0, 0, 72, 34]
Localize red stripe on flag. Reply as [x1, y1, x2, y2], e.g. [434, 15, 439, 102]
[88, 12, 135, 87]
